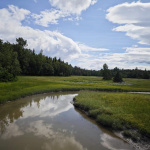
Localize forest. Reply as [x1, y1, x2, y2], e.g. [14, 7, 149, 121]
[0, 37, 150, 82]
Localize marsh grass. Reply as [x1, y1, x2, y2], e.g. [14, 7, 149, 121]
[74, 91, 150, 139]
[0, 76, 150, 141]
[0, 76, 150, 104]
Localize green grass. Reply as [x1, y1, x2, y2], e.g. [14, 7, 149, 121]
[0, 76, 150, 142]
[0, 76, 150, 104]
[74, 91, 150, 139]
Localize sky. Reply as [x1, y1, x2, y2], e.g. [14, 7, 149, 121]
[0, 0, 150, 70]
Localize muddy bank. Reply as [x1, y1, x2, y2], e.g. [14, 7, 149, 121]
[115, 131, 150, 150]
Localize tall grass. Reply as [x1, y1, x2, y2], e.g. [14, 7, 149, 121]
[0, 76, 150, 104]
[74, 91, 150, 140]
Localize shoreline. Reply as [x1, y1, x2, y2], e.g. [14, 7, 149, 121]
[1, 87, 150, 105]
[1, 86, 150, 149]
[73, 96, 150, 150]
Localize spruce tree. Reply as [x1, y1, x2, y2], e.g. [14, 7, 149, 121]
[102, 63, 112, 80]
[113, 71, 123, 82]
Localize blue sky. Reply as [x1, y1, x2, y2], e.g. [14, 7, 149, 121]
[0, 0, 150, 70]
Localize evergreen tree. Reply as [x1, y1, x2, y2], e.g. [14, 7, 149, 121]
[143, 69, 150, 79]
[16, 37, 27, 48]
[102, 63, 112, 80]
[113, 71, 123, 82]
[0, 41, 21, 81]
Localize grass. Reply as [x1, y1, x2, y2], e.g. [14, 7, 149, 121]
[0, 76, 150, 143]
[0, 76, 150, 104]
[74, 91, 150, 140]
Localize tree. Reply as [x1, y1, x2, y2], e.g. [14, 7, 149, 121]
[0, 41, 21, 81]
[113, 71, 123, 82]
[16, 37, 27, 48]
[143, 69, 150, 79]
[102, 63, 112, 80]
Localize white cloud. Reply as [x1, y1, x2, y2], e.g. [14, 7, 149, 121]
[74, 46, 150, 70]
[79, 43, 109, 52]
[32, 9, 69, 27]
[91, 0, 98, 5]
[113, 24, 150, 45]
[0, 5, 82, 61]
[0, 5, 30, 28]
[8, 5, 31, 21]
[125, 47, 150, 54]
[49, 0, 97, 15]
[1, 5, 149, 70]
[0, 5, 110, 64]
[106, 2, 150, 24]
[106, 2, 150, 45]
[33, 0, 97, 27]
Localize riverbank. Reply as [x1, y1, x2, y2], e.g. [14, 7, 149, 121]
[73, 91, 150, 150]
[0, 92, 135, 150]
[0, 76, 150, 104]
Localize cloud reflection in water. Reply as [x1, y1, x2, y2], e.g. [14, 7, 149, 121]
[21, 94, 78, 118]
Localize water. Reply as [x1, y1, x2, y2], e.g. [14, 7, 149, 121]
[0, 92, 135, 150]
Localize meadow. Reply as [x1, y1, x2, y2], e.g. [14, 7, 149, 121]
[0, 76, 150, 104]
[74, 91, 150, 141]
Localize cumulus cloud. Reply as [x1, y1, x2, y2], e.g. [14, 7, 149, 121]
[32, 9, 69, 27]
[49, 0, 97, 15]
[74, 46, 150, 70]
[106, 2, 150, 45]
[33, 0, 97, 27]
[0, 5, 82, 61]
[0, 5, 110, 63]
[1, 5, 149, 70]
[0, 5, 30, 27]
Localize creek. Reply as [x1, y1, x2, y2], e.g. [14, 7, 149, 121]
[0, 92, 135, 150]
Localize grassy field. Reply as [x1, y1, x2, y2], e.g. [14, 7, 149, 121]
[74, 91, 150, 141]
[0, 76, 150, 104]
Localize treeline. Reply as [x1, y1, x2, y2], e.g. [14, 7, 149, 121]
[73, 66, 100, 76]
[111, 67, 150, 79]
[0, 38, 99, 81]
[101, 65, 150, 81]
[0, 37, 149, 82]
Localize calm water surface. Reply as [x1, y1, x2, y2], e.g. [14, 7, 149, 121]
[0, 92, 135, 150]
